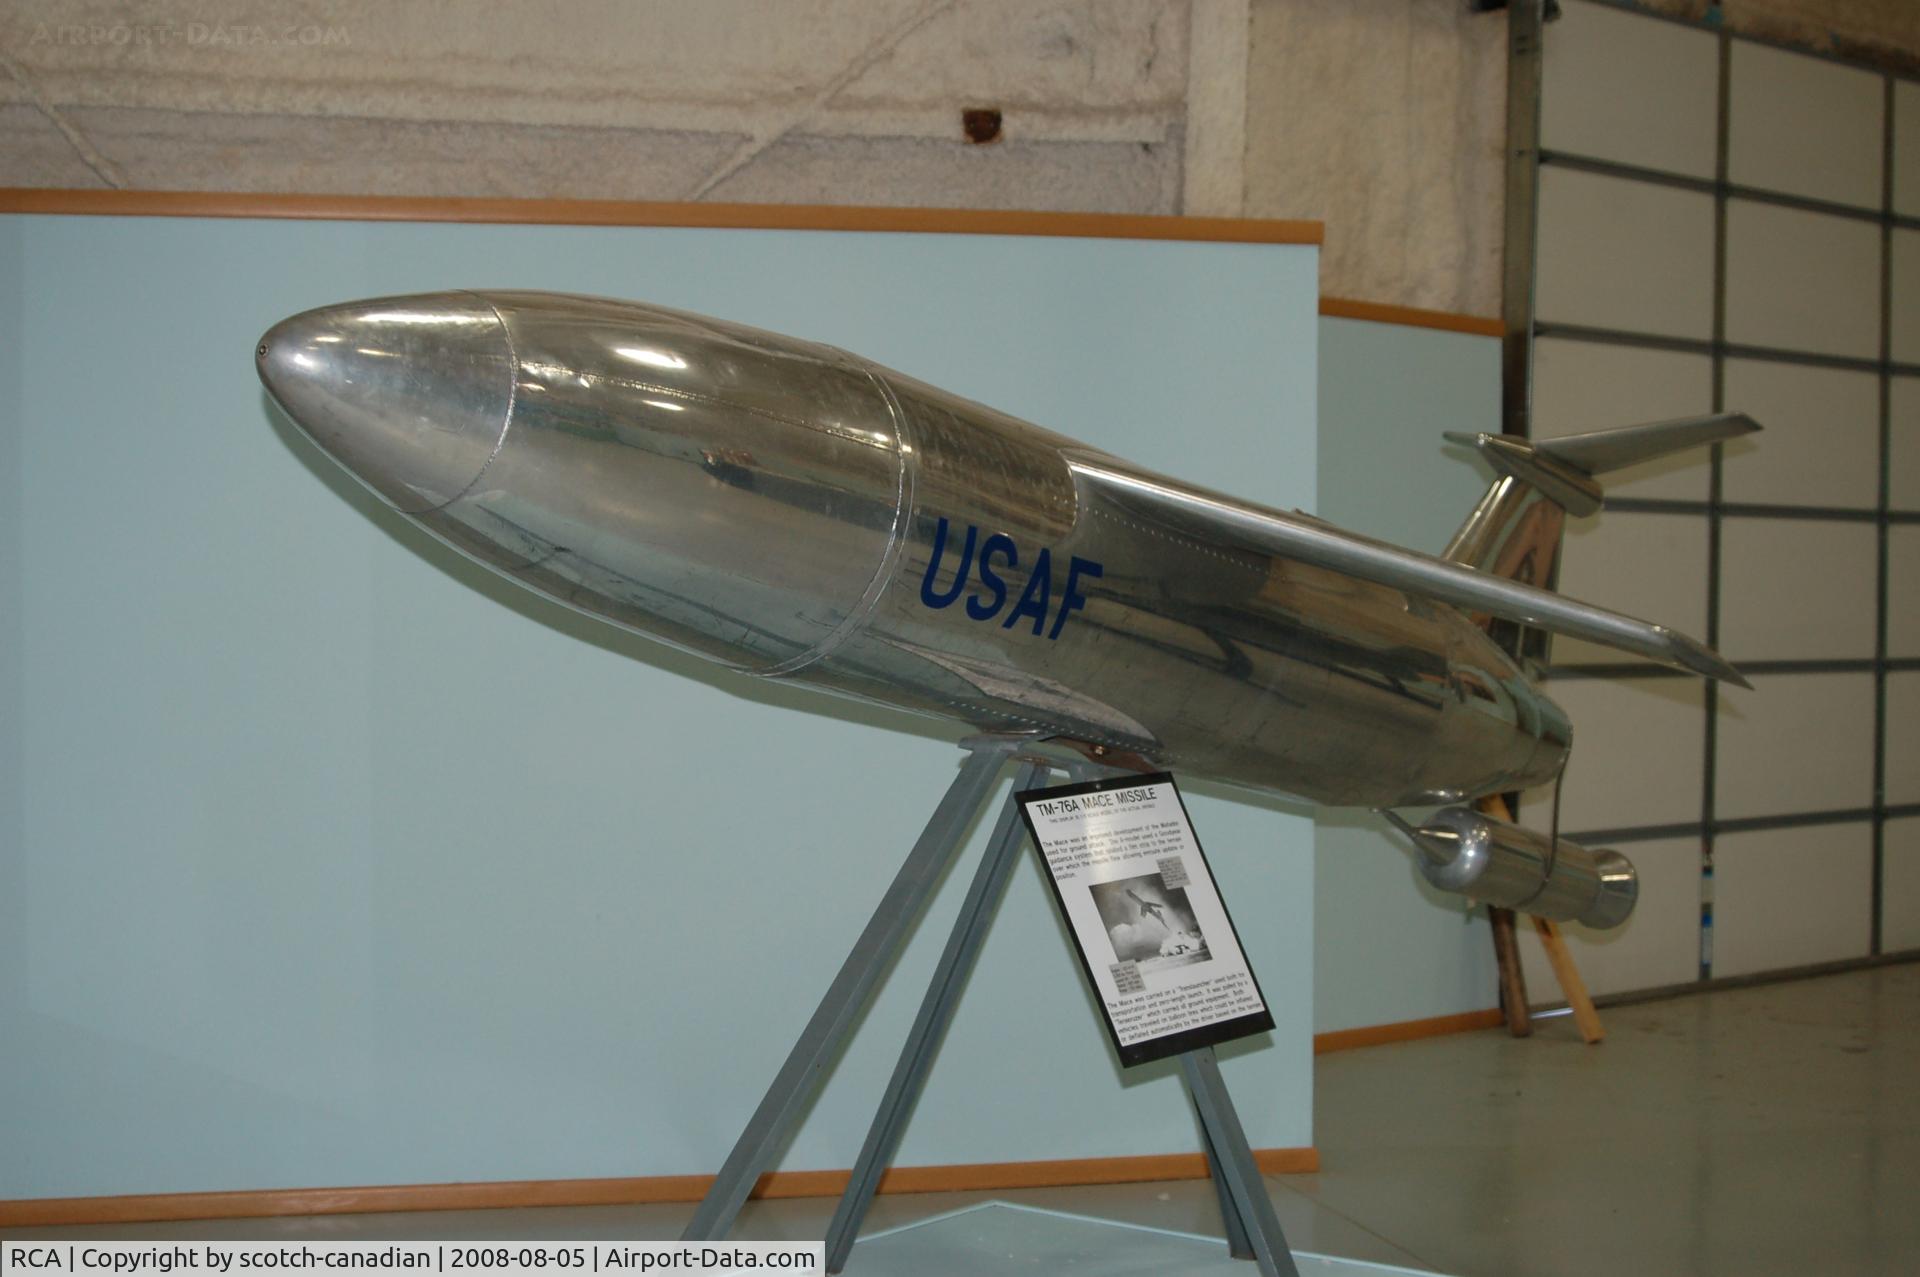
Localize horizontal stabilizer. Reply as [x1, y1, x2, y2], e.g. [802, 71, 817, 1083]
[1069, 456, 1749, 687]
[1443, 413, 1759, 519]
[1534, 412, 1761, 475]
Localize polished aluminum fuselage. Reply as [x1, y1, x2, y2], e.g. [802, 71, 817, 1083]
[258, 292, 1570, 808]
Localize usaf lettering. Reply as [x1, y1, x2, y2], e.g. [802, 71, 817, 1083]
[919, 517, 1103, 640]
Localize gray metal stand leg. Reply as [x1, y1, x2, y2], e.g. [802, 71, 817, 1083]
[822, 760, 1050, 1273]
[681, 743, 1013, 1241]
[1199, 1100, 1255, 1260]
[1179, 1047, 1301, 1277]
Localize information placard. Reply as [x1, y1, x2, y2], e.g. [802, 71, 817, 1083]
[1017, 772, 1274, 1067]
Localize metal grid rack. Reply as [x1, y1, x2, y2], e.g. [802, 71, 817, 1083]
[1515, 0, 1918, 981]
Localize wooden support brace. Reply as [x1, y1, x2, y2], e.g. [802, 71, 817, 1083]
[1532, 916, 1604, 1044]
[1479, 794, 1604, 1044]
[1487, 906, 1532, 1037]
[1479, 794, 1533, 1036]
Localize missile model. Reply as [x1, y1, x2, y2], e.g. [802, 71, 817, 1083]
[256, 291, 1755, 930]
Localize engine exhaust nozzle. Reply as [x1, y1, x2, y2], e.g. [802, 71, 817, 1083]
[1401, 807, 1637, 930]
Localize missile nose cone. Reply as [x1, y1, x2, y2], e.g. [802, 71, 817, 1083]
[257, 292, 514, 513]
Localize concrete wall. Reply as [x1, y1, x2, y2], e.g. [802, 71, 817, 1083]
[0, 0, 1505, 312]
[0, 2, 1217, 211]
[7, 3, 1919, 314]
[1247, 0, 1507, 318]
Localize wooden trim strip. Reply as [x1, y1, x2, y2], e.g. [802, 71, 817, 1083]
[1313, 1008, 1505, 1054]
[1319, 296, 1504, 338]
[0, 188, 1322, 246]
[1, 191, 1508, 336]
[0, 1148, 1318, 1228]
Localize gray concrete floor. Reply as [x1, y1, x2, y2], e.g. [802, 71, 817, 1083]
[11, 964, 1916, 1275]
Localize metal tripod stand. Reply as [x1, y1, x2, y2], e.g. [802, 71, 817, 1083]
[680, 734, 1300, 1277]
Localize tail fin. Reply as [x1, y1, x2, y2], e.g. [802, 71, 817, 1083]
[1442, 412, 1759, 569]
[1440, 412, 1760, 663]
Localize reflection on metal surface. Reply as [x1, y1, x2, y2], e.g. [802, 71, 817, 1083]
[1443, 474, 1530, 568]
[256, 291, 1740, 812]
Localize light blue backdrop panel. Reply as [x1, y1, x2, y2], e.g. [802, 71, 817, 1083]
[1313, 316, 1501, 1034]
[0, 214, 1318, 1200]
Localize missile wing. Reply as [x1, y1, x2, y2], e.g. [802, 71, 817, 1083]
[1064, 456, 1746, 687]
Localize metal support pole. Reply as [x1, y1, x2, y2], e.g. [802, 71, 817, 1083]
[823, 760, 1050, 1272]
[1501, 0, 1546, 441]
[1197, 1101, 1255, 1261]
[1179, 1047, 1301, 1277]
[681, 740, 1014, 1241]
